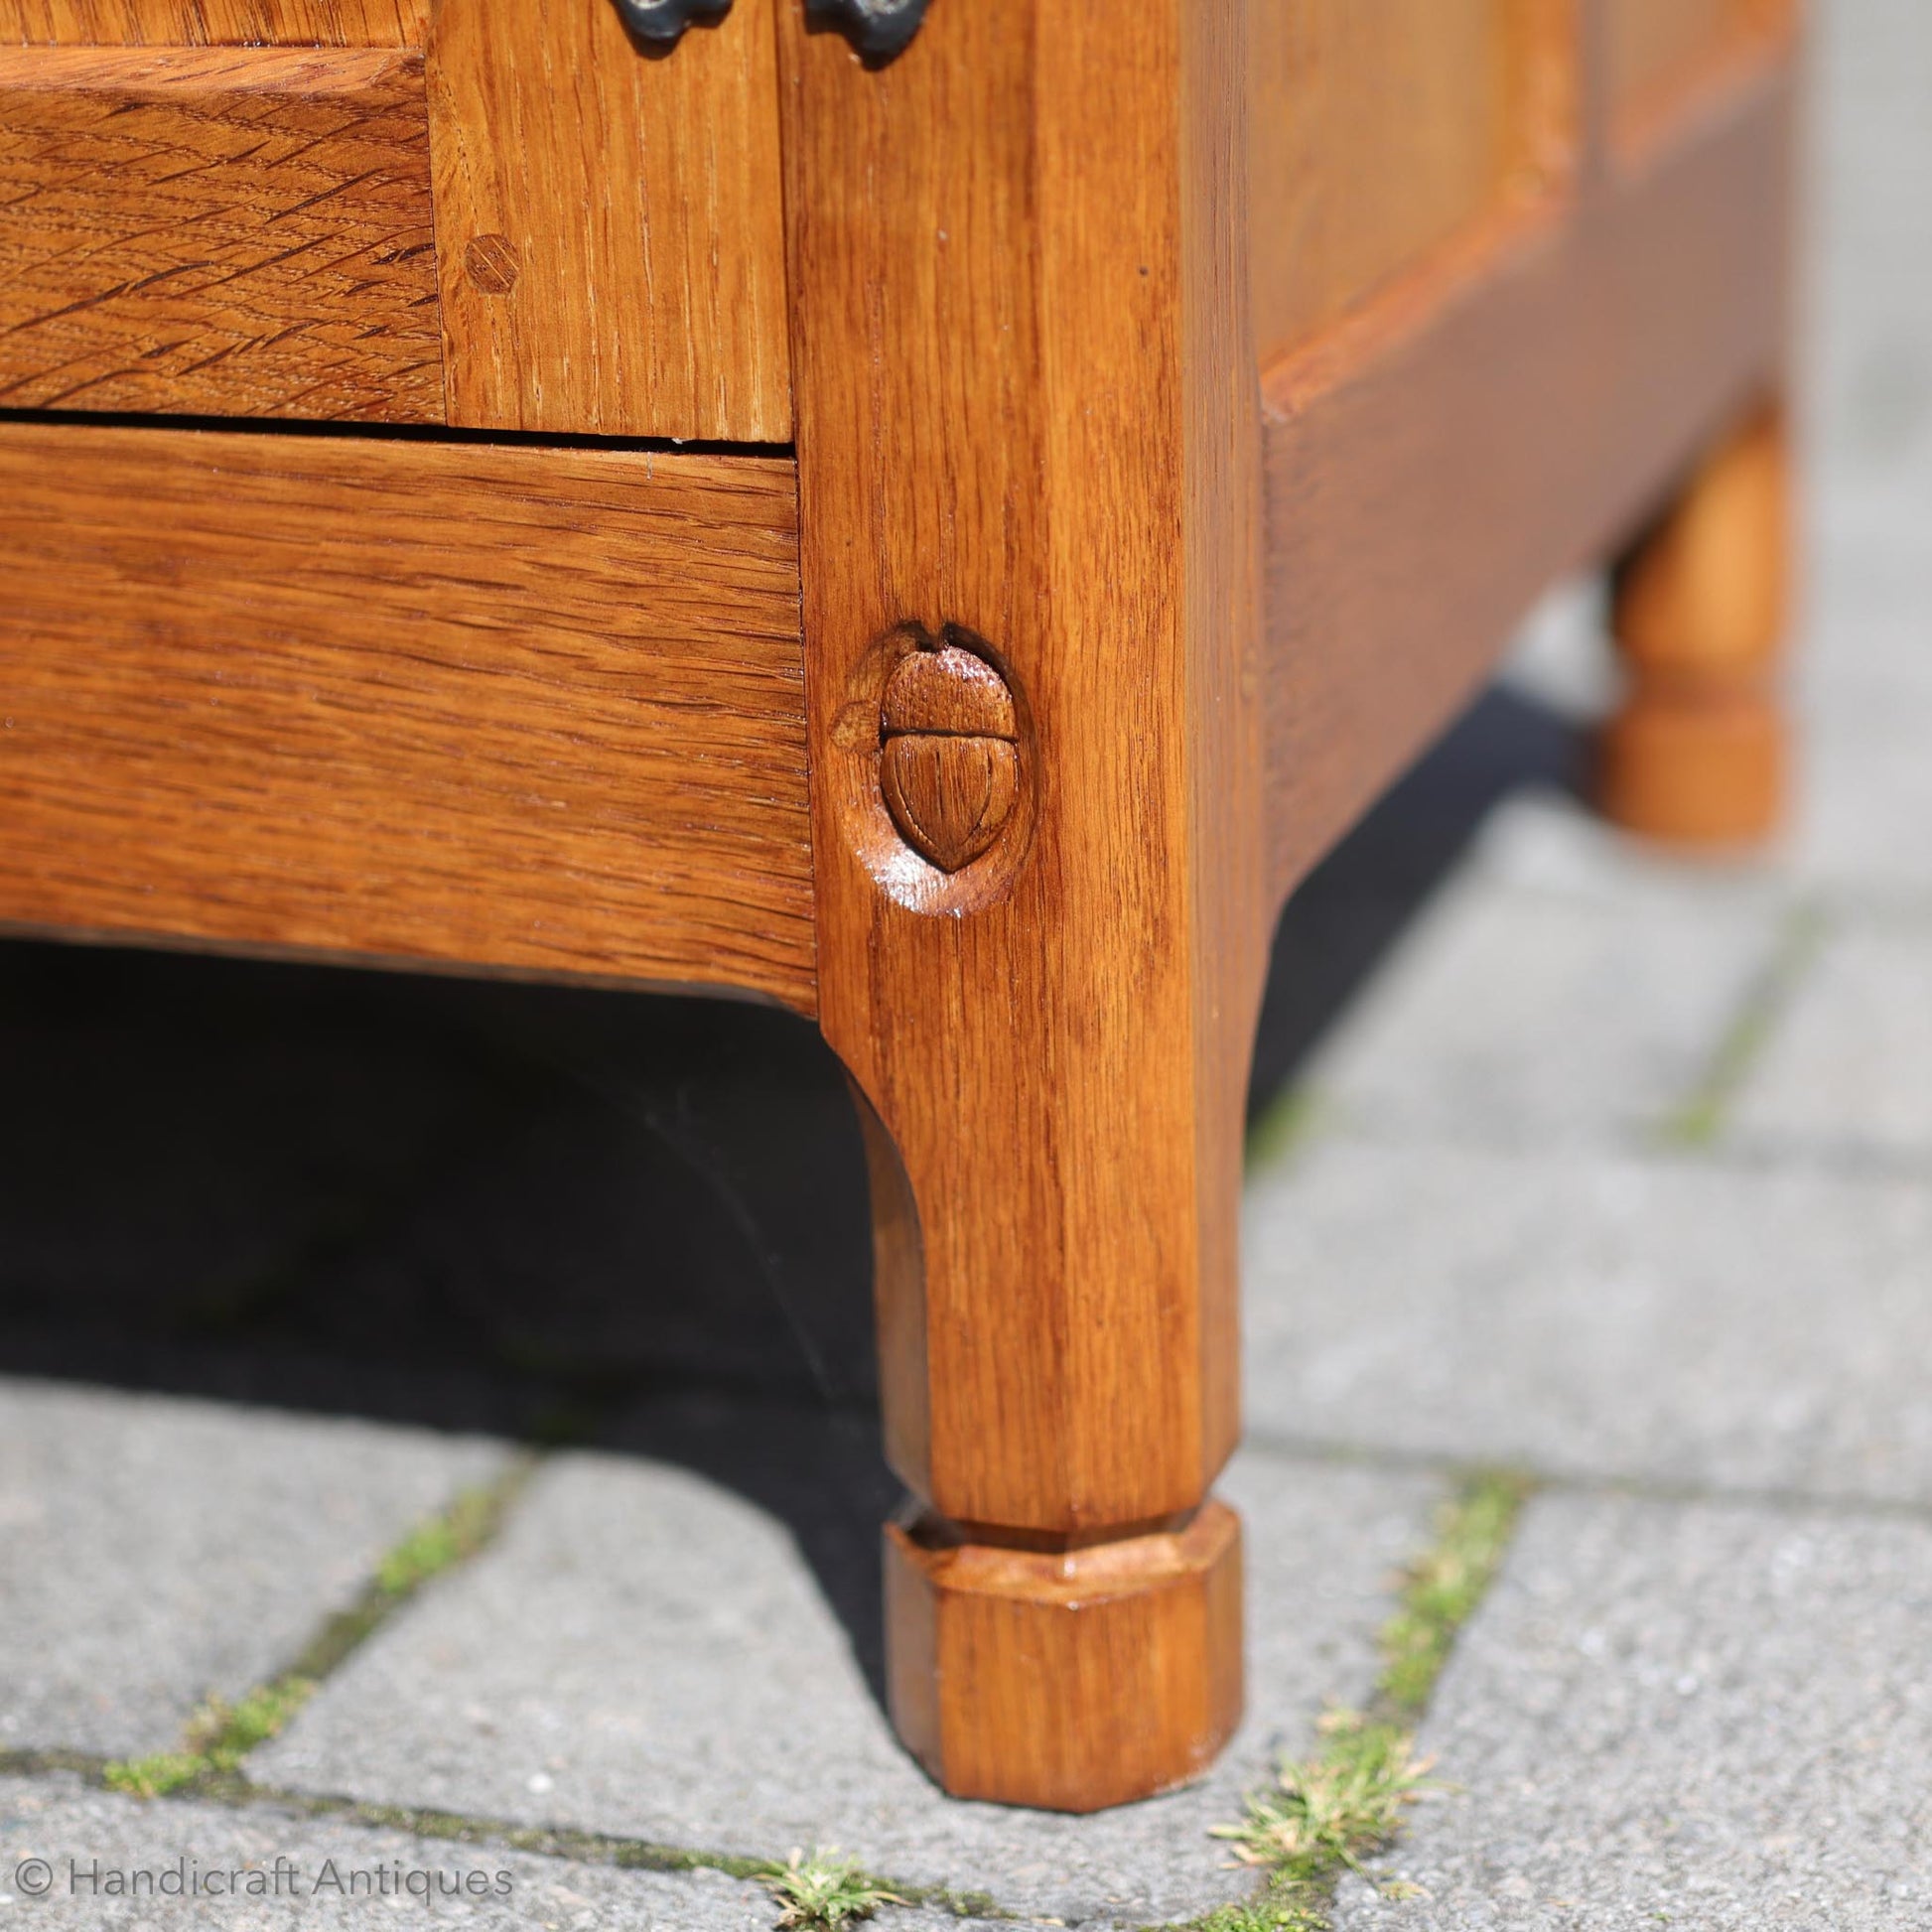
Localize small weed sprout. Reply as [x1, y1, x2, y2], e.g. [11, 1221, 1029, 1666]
[1214, 1711, 1435, 1883]
[761, 1849, 906, 1931]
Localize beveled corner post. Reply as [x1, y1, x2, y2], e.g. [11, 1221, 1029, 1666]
[776, 0, 1266, 1811]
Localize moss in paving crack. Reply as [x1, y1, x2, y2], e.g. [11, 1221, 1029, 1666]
[104, 1676, 320, 1798]
[23, 1758, 1008, 1925]
[101, 1748, 210, 1801]
[1661, 901, 1826, 1150]
[103, 1462, 534, 1801]
[303, 1805, 1003, 1918]
[1188, 1469, 1533, 1932]
[374, 1482, 510, 1596]
[1378, 1470, 1532, 1717]
[0, 1747, 107, 1781]
[291, 1459, 535, 1683]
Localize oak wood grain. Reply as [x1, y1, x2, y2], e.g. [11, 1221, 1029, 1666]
[0, 0, 427, 42]
[429, 0, 791, 442]
[1262, 60, 1794, 905]
[0, 46, 443, 420]
[0, 422, 815, 1008]
[886, 1503, 1243, 1813]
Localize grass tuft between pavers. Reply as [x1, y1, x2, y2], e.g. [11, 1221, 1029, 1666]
[1207, 1712, 1434, 1931]
[1173, 1469, 1534, 1932]
[760, 1848, 910, 1930]
[102, 1463, 534, 1803]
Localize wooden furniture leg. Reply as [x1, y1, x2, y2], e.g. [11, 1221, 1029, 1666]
[777, 0, 1266, 1812]
[1600, 402, 1793, 844]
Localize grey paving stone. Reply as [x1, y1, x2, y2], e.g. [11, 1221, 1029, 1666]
[255, 1431, 1443, 1927]
[0, 1772, 797, 1930]
[1496, 581, 1615, 727]
[1450, 794, 1792, 919]
[1788, 684, 1932, 908]
[1302, 859, 1782, 1146]
[1782, 481, 1932, 911]
[1729, 921, 1932, 1166]
[1787, 338, 1932, 913]
[1243, 1140, 1932, 1503]
[1801, 509, 1932, 704]
[1811, 0, 1932, 486]
[1333, 1494, 1932, 1931]
[0, 1379, 507, 1759]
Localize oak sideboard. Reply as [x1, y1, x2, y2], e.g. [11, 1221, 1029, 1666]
[0, 0, 1796, 1811]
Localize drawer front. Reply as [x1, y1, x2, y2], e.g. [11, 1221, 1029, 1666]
[0, 423, 816, 1007]
[0, 2, 428, 43]
[0, 0, 791, 438]
[0, 47, 442, 421]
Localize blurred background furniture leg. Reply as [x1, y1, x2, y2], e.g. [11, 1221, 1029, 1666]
[1600, 401, 1793, 845]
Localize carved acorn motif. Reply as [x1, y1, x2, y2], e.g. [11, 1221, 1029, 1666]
[879, 642, 1020, 874]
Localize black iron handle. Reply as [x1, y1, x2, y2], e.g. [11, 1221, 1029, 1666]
[612, 0, 929, 57]
[803, 0, 929, 58]
[611, 0, 732, 45]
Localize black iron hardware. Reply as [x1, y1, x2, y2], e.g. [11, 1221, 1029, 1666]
[612, 0, 928, 58]
[612, 0, 733, 44]
[805, 0, 930, 59]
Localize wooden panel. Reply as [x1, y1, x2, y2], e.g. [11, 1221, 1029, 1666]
[0, 424, 816, 1010]
[1262, 64, 1793, 903]
[0, 2, 427, 45]
[1605, 0, 1787, 135]
[1249, 0, 1571, 366]
[0, 48, 443, 420]
[430, 0, 791, 443]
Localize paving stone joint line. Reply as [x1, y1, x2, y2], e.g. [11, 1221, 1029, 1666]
[1235, 1432, 1932, 1530]
[1, 1446, 1541, 1931]
[1656, 899, 1829, 1152]
[1242, 895, 1838, 1180]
